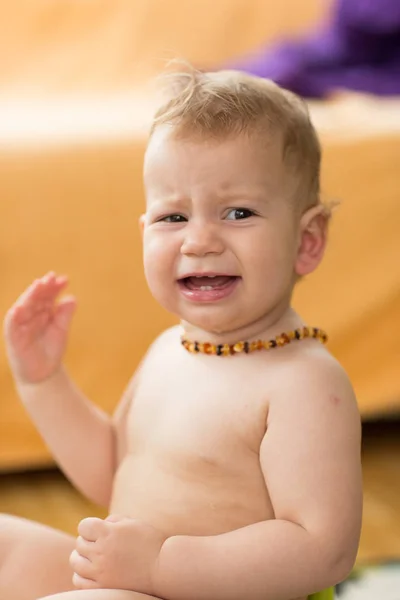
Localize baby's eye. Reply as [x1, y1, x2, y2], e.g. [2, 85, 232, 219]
[160, 214, 187, 223]
[225, 208, 256, 221]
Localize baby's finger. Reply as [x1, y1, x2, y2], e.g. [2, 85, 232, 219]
[72, 572, 98, 591]
[30, 273, 69, 303]
[75, 535, 94, 559]
[70, 550, 94, 580]
[4, 303, 46, 337]
[15, 273, 68, 309]
[11, 299, 51, 326]
[12, 278, 42, 309]
[53, 296, 77, 331]
[78, 517, 105, 542]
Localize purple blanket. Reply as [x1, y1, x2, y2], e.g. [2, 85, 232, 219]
[229, 0, 400, 98]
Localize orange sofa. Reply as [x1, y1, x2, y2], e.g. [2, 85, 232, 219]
[1, 0, 399, 471]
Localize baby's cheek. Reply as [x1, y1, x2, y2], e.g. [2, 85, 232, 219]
[145, 256, 170, 288]
[143, 245, 164, 280]
[145, 236, 173, 268]
[144, 262, 177, 313]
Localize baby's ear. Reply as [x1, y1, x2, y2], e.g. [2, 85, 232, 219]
[295, 205, 330, 276]
[138, 214, 146, 238]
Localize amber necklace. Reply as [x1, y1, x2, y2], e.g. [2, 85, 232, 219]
[181, 326, 328, 356]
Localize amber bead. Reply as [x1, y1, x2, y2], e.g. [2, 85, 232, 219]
[233, 341, 245, 353]
[277, 333, 290, 346]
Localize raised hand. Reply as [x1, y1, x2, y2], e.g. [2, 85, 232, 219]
[3, 272, 77, 384]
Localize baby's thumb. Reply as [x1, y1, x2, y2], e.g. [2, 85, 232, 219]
[54, 296, 77, 331]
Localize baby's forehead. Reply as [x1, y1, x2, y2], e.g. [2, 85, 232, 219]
[145, 126, 286, 176]
[144, 128, 296, 205]
[147, 123, 283, 151]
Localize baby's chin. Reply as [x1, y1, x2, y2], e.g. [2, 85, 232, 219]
[149, 292, 230, 332]
[178, 310, 252, 340]
[153, 288, 277, 339]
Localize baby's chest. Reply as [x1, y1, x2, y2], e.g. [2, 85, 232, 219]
[126, 361, 269, 461]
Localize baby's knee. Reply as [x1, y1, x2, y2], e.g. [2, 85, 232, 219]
[0, 515, 17, 586]
[0, 513, 16, 560]
[0, 513, 31, 564]
[0, 513, 15, 544]
[0, 513, 16, 524]
[0, 512, 26, 529]
[0, 512, 25, 538]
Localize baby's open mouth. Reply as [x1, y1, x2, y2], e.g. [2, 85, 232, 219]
[180, 275, 239, 291]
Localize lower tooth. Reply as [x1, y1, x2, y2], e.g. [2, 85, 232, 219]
[200, 286, 213, 291]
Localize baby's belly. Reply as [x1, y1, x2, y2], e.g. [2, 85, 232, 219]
[109, 453, 274, 537]
[111, 455, 309, 600]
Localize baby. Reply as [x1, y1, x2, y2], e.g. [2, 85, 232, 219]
[1, 68, 362, 600]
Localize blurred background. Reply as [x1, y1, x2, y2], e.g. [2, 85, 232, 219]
[1, 0, 399, 593]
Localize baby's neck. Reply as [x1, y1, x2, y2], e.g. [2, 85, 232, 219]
[181, 306, 304, 346]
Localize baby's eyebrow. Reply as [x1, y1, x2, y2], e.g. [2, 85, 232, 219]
[216, 191, 268, 204]
[148, 197, 188, 212]
[215, 182, 270, 199]
[161, 196, 188, 205]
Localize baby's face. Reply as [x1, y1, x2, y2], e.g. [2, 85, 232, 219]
[142, 127, 300, 335]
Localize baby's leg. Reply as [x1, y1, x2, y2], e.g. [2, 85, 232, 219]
[0, 513, 75, 600]
[40, 591, 162, 600]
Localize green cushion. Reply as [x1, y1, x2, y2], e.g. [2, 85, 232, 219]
[309, 588, 334, 600]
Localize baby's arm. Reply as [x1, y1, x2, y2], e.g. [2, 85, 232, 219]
[154, 355, 362, 600]
[3, 273, 136, 507]
[17, 370, 116, 506]
[19, 368, 137, 508]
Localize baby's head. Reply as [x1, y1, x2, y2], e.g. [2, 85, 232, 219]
[142, 67, 329, 337]
[149, 67, 323, 212]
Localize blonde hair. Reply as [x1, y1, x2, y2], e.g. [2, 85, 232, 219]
[149, 65, 323, 209]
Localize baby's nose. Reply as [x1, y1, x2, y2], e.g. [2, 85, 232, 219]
[180, 222, 224, 256]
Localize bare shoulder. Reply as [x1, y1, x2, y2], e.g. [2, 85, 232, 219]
[141, 325, 181, 364]
[114, 327, 179, 407]
[267, 344, 361, 439]
[271, 344, 358, 406]
[148, 325, 181, 350]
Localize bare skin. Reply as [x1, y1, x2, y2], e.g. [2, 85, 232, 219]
[1, 301, 360, 600]
[1, 131, 362, 600]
